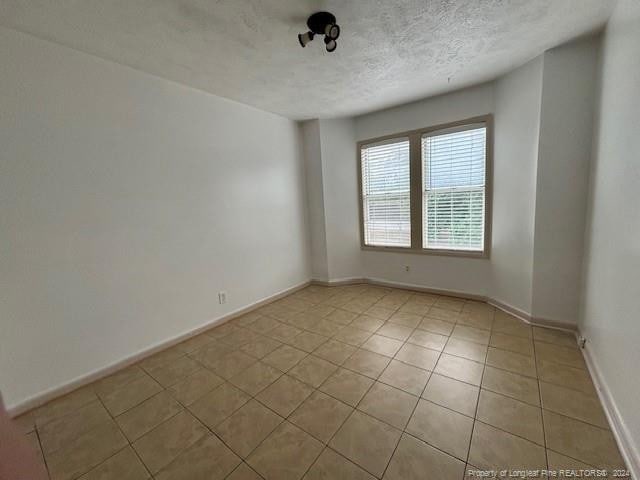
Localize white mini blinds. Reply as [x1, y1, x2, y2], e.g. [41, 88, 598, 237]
[358, 116, 491, 256]
[422, 125, 486, 251]
[361, 138, 411, 247]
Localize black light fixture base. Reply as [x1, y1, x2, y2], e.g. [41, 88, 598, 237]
[307, 12, 337, 35]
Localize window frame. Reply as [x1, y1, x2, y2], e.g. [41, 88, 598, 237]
[357, 114, 493, 258]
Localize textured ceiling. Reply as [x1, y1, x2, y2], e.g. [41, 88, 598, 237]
[0, 0, 614, 119]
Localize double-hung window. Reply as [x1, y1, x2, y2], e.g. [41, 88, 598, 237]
[359, 116, 492, 257]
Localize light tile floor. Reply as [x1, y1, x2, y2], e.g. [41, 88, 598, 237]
[15, 284, 628, 480]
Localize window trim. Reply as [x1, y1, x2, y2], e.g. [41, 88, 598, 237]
[357, 114, 493, 258]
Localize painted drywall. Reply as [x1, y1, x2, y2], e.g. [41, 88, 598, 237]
[579, 0, 640, 470]
[491, 57, 544, 314]
[318, 118, 363, 281]
[0, 27, 310, 409]
[301, 120, 329, 281]
[532, 36, 599, 324]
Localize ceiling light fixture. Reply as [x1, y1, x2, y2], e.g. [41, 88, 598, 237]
[298, 11, 340, 52]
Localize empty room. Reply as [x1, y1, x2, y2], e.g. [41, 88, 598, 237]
[1, 1, 638, 479]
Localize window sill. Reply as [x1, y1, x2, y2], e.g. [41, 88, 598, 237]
[361, 245, 489, 259]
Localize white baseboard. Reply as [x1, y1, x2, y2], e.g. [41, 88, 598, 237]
[488, 298, 578, 333]
[580, 338, 639, 478]
[7, 280, 310, 417]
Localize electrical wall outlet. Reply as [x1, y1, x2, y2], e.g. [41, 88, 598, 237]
[578, 336, 587, 348]
[405, 265, 410, 272]
[218, 291, 227, 305]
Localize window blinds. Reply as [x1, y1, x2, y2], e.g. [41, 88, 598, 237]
[361, 138, 411, 247]
[422, 126, 486, 251]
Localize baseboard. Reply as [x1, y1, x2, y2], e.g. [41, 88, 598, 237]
[365, 277, 487, 302]
[580, 337, 639, 478]
[7, 279, 311, 417]
[311, 277, 366, 286]
[489, 298, 578, 333]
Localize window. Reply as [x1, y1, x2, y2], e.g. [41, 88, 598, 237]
[358, 115, 492, 257]
[360, 138, 411, 247]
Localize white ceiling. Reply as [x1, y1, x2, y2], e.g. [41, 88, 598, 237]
[0, 0, 614, 119]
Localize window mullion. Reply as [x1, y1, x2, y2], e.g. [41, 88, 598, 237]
[409, 133, 422, 250]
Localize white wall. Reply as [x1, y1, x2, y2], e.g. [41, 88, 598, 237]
[491, 58, 544, 314]
[0, 27, 310, 409]
[579, 0, 640, 471]
[301, 120, 329, 281]
[532, 37, 599, 324]
[354, 84, 496, 296]
[318, 118, 363, 281]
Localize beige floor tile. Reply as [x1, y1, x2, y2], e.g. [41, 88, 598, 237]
[458, 311, 494, 331]
[239, 336, 282, 359]
[313, 339, 356, 365]
[304, 448, 375, 480]
[398, 302, 431, 316]
[417, 317, 455, 336]
[378, 359, 430, 396]
[262, 345, 308, 372]
[533, 327, 577, 348]
[145, 355, 201, 388]
[389, 312, 422, 328]
[492, 316, 532, 339]
[546, 450, 598, 470]
[376, 323, 414, 341]
[343, 349, 391, 378]
[540, 381, 608, 428]
[208, 323, 243, 340]
[319, 368, 374, 406]
[26, 431, 46, 469]
[422, 373, 479, 417]
[132, 411, 208, 474]
[468, 422, 546, 470]
[452, 325, 490, 345]
[434, 354, 484, 386]
[407, 330, 448, 351]
[351, 315, 386, 332]
[246, 316, 282, 335]
[476, 390, 544, 444]
[362, 334, 404, 357]
[306, 318, 341, 337]
[229, 361, 283, 396]
[166, 368, 224, 406]
[99, 374, 163, 416]
[269, 323, 303, 343]
[39, 400, 112, 454]
[214, 400, 284, 458]
[330, 411, 402, 477]
[434, 296, 465, 312]
[481, 366, 540, 406]
[357, 382, 418, 429]
[46, 420, 128, 480]
[384, 433, 466, 480]
[35, 387, 98, 428]
[306, 304, 336, 318]
[189, 383, 250, 428]
[536, 359, 596, 395]
[443, 338, 488, 363]
[93, 366, 146, 397]
[426, 307, 462, 323]
[289, 355, 338, 387]
[325, 308, 358, 325]
[535, 342, 586, 369]
[486, 347, 537, 377]
[406, 399, 473, 460]
[288, 331, 328, 353]
[544, 410, 625, 469]
[188, 342, 236, 369]
[233, 312, 263, 327]
[154, 434, 241, 480]
[489, 332, 534, 356]
[332, 326, 372, 346]
[289, 391, 353, 443]
[227, 463, 264, 480]
[221, 328, 263, 348]
[209, 350, 257, 380]
[116, 391, 183, 441]
[139, 347, 185, 372]
[256, 374, 314, 417]
[79, 446, 150, 480]
[395, 343, 440, 371]
[248, 422, 323, 480]
[14, 411, 36, 434]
